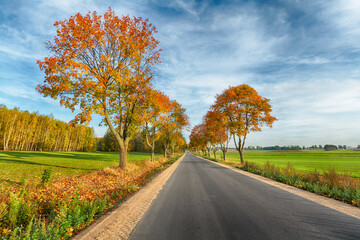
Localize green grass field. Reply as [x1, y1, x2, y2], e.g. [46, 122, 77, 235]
[214, 150, 360, 177]
[0, 151, 162, 182]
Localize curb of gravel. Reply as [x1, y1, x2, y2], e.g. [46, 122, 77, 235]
[193, 153, 360, 220]
[72, 154, 185, 240]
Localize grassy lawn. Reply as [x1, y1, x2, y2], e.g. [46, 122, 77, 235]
[0, 151, 162, 182]
[214, 150, 360, 177]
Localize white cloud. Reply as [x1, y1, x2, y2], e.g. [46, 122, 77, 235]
[316, 0, 360, 49]
[288, 56, 330, 65]
[1, 0, 360, 146]
[0, 25, 45, 60]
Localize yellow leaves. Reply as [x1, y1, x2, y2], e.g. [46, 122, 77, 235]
[67, 227, 74, 236]
[2, 228, 8, 235]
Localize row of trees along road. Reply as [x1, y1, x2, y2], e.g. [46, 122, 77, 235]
[189, 84, 277, 163]
[98, 127, 187, 158]
[37, 8, 189, 168]
[0, 105, 95, 152]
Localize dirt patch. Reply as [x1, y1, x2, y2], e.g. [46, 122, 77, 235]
[72, 154, 185, 240]
[198, 155, 360, 220]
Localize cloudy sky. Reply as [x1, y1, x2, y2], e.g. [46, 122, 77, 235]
[1, 0, 360, 147]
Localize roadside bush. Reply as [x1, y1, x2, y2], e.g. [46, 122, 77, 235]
[323, 167, 339, 187]
[284, 162, 295, 176]
[41, 168, 52, 185]
[304, 169, 320, 184]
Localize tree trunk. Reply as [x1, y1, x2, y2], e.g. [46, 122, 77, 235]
[222, 150, 226, 161]
[239, 149, 245, 164]
[151, 142, 155, 162]
[164, 143, 168, 158]
[119, 145, 127, 169]
[207, 147, 211, 157]
[103, 113, 128, 169]
[145, 132, 155, 162]
[213, 150, 216, 159]
[4, 113, 17, 151]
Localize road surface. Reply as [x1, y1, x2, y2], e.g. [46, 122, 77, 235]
[129, 153, 360, 240]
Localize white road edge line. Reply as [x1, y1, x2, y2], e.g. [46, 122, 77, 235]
[192, 153, 360, 220]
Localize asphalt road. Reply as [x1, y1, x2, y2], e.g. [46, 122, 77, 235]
[129, 153, 360, 240]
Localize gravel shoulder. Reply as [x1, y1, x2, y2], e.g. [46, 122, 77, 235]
[197, 154, 360, 220]
[72, 154, 185, 240]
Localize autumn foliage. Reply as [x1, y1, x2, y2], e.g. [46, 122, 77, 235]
[0, 155, 181, 239]
[190, 84, 276, 163]
[37, 8, 187, 168]
[160, 100, 189, 158]
[143, 90, 172, 161]
[203, 110, 231, 160]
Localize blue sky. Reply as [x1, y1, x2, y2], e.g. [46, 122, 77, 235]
[1, 0, 360, 147]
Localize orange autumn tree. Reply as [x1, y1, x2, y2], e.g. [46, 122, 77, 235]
[213, 84, 276, 164]
[189, 124, 207, 154]
[203, 110, 220, 159]
[161, 100, 189, 158]
[203, 109, 231, 160]
[37, 9, 161, 169]
[143, 90, 172, 162]
[202, 118, 215, 158]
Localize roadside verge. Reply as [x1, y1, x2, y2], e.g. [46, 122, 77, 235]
[192, 153, 360, 220]
[72, 153, 185, 240]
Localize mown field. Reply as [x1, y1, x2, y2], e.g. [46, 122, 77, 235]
[0, 151, 162, 183]
[215, 150, 360, 177]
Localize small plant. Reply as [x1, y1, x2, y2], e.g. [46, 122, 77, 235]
[9, 193, 21, 228]
[305, 169, 320, 184]
[284, 162, 295, 176]
[19, 176, 26, 185]
[128, 185, 139, 193]
[111, 191, 123, 200]
[323, 167, 340, 187]
[0, 202, 7, 222]
[41, 168, 52, 185]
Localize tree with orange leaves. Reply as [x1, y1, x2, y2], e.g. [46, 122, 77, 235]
[189, 124, 205, 154]
[143, 90, 172, 162]
[203, 111, 219, 159]
[213, 84, 276, 164]
[202, 120, 214, 158]
[37, 8, 161, 169]
[161, 100, 189, 158]
[203, 109, 231, 161]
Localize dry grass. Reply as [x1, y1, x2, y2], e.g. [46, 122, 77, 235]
[323, 167, 340, 187]
[0, 202, 6, 221]
[304, 169, 320, 184]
